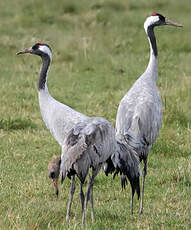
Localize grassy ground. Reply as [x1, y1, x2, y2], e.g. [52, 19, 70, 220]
[0, 0, 191, 229]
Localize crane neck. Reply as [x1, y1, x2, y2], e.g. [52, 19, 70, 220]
[147, 26, 158, 57]
[38, 55, 51, 91]
[145, 26, 158, 81]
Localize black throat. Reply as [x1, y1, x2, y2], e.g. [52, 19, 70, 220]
[147, 25, 158, 57]
[38, 54, 51, 90]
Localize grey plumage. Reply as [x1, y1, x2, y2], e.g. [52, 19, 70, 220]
[17, 43, 88, 149]
[17, 44, 108, 225]
[106, 13, 182, 214]
[61, 118, 115, 182]
[60, 117, 117, 227]
[17, 43, 119, 226]
[103, 137, 141, 215]
[112, 141, 140, 194]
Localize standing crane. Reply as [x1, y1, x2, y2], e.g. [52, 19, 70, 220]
[111, 13, 182, 214]
[16, 43, 121, 226]
[17, 43, 89, 220]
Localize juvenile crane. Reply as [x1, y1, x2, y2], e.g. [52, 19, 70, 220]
[112, 13, 182, 214]
[48, 156, 61, 196]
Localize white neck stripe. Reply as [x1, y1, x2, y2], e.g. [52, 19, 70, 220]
[39, 45, 52, 60]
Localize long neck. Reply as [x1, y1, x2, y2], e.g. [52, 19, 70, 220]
[38, 55, 53, 133]
[38, 55, 51, 91]
[145, 26, 158, 80]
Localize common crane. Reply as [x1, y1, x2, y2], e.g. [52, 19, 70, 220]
[17, 43, 90, 219]
[105, 13, 182, 215]
[16, 44, 120, 226]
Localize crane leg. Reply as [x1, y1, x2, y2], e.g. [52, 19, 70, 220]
[131, 189, 134, 215]
[80, 182, 85, 212]
[88, 173, 95, 222]
[140, 159, 147, 215]
[82, 166, 101, 228]
[66, 175, 76, 221]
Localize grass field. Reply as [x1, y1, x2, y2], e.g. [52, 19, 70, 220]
[0, 0, 191, 229]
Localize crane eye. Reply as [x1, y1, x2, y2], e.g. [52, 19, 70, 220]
[32, 43, 40, 50]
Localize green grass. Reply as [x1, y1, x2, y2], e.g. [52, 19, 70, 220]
[0, 0, 191, 229]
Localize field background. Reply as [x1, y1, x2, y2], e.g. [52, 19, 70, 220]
[0, 0, 191, 229]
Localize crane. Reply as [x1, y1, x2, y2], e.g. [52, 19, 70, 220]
[16, 43, 121, 226]
[60, 117, 117, 227]
[107, 13, 182, 215]
[17, 43, 90, 220]
[48, 156, 61, 196]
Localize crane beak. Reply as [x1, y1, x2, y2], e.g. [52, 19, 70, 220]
[52, 178, 59, 197]
[165, 18, 183, 27]
[16, 47, 33, 55]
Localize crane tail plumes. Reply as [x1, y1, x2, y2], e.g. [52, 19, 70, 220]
[61, 118, 115, 184]
[60, 123, 89, 184]
[121, 174, 128, 190]
[104, 140, 140, 199]
[121, 173, 140, 199]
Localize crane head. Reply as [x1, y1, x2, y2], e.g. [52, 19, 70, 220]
[17, 43, 52, 60]
[144, 13, 182, 32]
[48, 156, 61, 197]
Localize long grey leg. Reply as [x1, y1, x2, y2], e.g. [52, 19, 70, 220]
[88, 173, 94, 222]
[140, 159, 147, 215]
[80, 182, 85, 212]
[82, 166, 101, 228]
[66, 175, 76, 221]
[82, 173, 91, 228]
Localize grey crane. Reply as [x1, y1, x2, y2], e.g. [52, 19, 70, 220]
[16, 43, 93, 220]
[16, 43, 120, 226]
[48, 156, 61, 196]
[17, 43, 90, 220]
[106, 13, 182, 215]
[60, 117, 117, 227]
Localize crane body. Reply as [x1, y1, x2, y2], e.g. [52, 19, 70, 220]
[110, 13, 182, 214]
[17, 44, 119, 226]
[39, 87, 87, 146]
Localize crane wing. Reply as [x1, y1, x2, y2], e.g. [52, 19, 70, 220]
[61, 118, 116, 183]
[116, 85, 162, 155]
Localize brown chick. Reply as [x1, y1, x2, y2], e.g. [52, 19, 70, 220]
[48, 156, 61, 196]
